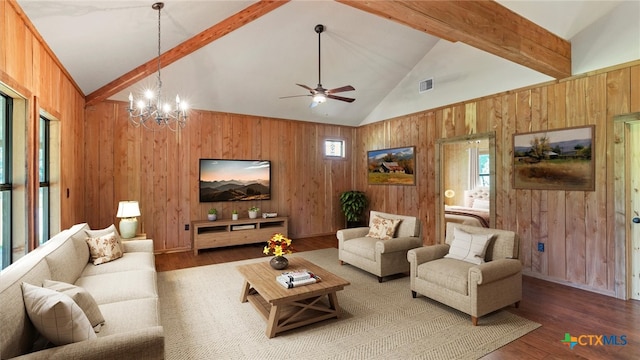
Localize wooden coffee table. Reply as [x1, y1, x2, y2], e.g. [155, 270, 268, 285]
[237, 257, 350, 338]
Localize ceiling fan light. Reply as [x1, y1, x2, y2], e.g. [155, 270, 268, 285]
[313, 93, 327, 103]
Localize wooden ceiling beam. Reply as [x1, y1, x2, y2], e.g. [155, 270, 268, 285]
[85, 0, 289, 106]
[336, 0, 571, 79]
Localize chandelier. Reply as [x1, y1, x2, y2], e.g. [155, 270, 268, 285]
[127, 2, 187, 131]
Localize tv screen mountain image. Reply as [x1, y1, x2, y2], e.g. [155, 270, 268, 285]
[199, 159, 271, 202]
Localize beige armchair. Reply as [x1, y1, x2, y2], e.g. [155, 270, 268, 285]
[337, 211, 422, 282]
[407, 223, 522, 325]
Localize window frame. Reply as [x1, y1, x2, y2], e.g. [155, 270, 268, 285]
[323, 138, 347, 160]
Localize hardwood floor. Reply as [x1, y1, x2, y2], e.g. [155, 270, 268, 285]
[155, 235, 640, 359]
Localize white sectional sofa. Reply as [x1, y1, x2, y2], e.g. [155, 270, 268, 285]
[0, 223, 164, 359]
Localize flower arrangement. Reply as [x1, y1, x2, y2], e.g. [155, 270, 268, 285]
[263, 233, 294, 257]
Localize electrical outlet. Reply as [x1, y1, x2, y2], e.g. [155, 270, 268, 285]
[184, 224, 189, 231]
[537, 242, 544, 252]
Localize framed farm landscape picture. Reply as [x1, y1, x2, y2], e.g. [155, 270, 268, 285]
[513, 125, 594, 191]
[367, 146, 416, 185]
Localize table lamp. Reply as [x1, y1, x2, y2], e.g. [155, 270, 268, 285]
[116, 201, 141, 239]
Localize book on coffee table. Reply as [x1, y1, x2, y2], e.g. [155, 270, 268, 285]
[276, 269, 321, 289]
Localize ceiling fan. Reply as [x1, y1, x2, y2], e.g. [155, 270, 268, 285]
[281, 24, 355, 108]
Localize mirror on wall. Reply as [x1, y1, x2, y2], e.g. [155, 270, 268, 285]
[435, 132, 496, 242]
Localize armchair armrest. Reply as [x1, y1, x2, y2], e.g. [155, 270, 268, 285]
[407, 244, 449, 265]
[375, 236, 422, 253]
[336, 227, 369, 242]
[469, 259, 522, 284]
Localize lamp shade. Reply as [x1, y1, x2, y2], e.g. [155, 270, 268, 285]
[116, 201, 141, 218]
[444, 189, 455, 199]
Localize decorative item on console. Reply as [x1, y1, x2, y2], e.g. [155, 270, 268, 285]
[207, 208, 217, 221]
[248, 206, 259, 219]
[232, 210, 239, 221]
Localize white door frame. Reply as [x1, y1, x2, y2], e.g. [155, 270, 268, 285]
[613, 112, 640, 300]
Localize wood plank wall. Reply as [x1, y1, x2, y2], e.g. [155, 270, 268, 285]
[83, 102, 356, 252]
[1, 1, 86, 239]
[355, 62, 640, 296]
[6, 0, 640, 296]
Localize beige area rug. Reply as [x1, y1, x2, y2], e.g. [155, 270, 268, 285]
[158, 248, 539, 360]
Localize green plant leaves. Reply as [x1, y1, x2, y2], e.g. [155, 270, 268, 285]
[339, 191, 368, 222]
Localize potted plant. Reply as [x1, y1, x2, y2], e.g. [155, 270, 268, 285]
[339, 190, 368, 228]
[232, 209, 239, 220]
[248, 206, 259, 219]
[207, 208, 217, 221]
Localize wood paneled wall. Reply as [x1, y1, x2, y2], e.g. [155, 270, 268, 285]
[1, 0, 86, 239]
[83, 102, 356, 252]
[355, 62, 640, 296]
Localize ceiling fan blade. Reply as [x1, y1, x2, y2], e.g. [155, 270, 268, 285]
[327, 94, 355, 103]
[328, 85, 355, 94]
[279, 94, 311, 99]
[296, 83, 314, 92]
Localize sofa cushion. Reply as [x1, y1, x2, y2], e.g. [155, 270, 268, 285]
[342, 237, 378, 261]
[366, 215, 402, 240]
[86, 233, 124, 265]
[97, 298, 161, 337]
[418, 258, 475, 295]
[43, 280, 105, 330]
[75, 269, 158, 305]
[21, 283, 97, 345]
[79, 252, 155, 277]
[444, 227, 493, 265]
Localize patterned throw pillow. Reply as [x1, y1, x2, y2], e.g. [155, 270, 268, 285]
[21, 283, 97, 345]
[445, 227, 494, 265]
[85, 224, 123, 250]
[86, 232, 123, 265]
[43, 280, 105, 332]
[365, 215, 402, 240]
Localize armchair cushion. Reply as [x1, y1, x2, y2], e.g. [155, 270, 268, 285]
[444, 227, 493, 265]
[342, 237, 377, 261]
[366, 214, 402, 240]
[418, 258, 474, 295]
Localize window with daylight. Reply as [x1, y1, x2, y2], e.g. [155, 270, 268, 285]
[324, 139, 345, 158]
[1, 92, 12, 269]
[478, 152, 490, 187]
[39, 115, 50, 245]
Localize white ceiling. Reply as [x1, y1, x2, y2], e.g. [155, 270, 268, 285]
[16, 0, 633, 127]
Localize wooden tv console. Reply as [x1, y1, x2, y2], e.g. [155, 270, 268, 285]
[192, 217, 288, 255]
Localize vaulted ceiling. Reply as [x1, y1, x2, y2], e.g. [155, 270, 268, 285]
[17, 0, 625, 126]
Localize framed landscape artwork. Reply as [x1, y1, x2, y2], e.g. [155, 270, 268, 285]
[513, 125, 594, 191]
[367, 146, 416, 185]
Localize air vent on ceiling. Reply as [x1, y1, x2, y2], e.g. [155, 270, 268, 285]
[419, 78, 434, 93]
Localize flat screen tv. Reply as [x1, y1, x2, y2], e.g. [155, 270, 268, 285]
[199, 159, 271, 202]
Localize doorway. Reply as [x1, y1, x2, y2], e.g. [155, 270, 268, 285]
[613, 112, 640, 300]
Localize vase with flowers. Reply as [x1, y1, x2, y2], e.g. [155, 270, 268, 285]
[263, 233, 294, 270]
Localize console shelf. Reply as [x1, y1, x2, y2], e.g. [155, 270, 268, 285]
[192, 217, 288, 255]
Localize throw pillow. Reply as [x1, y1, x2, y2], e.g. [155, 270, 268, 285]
[43, 280, 105, 332]
[366, 215, 402, 240]
[85, 224, 123, 249]
[21, 283, 97, 346]
[86, 232, 123, 265]
[445, 227, 494, 265]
